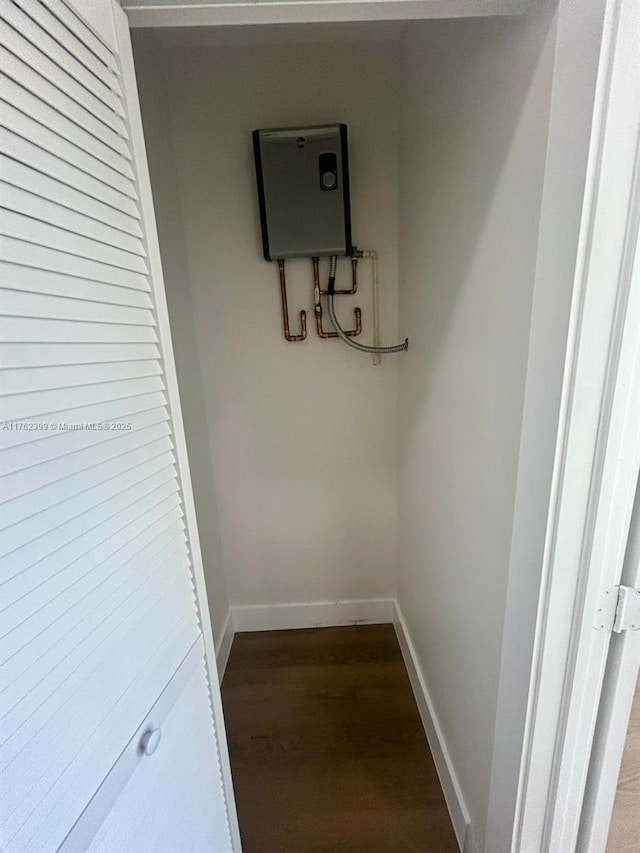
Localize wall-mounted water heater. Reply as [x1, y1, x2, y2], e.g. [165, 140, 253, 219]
[253, 124, 351, 261]
[253, 123, 408, 356]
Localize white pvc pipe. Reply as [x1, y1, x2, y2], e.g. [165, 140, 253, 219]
[360, 250, 382, 365]
[326, 254, 408, 355]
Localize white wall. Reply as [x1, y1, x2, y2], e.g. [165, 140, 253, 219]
[395, 7, 557, 850]
[488, 0, 611, 847]
[133, 32, 231, 646]
[149, 37, 401, 609]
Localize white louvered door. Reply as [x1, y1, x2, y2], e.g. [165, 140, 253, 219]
[0, 1, 239, 851]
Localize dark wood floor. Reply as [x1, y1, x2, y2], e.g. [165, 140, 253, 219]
[607, 676, 640, 853]
[221, 624, 458, 853]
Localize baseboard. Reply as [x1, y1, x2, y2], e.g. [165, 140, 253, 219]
[214, 610, 235, 684]
[232, 598, 394, 633]
[464, 825, 482, 853]
[393, 601, 471, 853]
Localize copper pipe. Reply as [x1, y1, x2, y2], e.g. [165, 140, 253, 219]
[278, 259, 306, 342]
[312, 257, 361, 339]
[320, 256, 358, 295]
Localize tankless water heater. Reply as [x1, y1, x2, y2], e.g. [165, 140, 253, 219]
[253, 124, 352, 261]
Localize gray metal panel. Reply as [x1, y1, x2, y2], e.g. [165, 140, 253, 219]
[255, 125, 350, 259]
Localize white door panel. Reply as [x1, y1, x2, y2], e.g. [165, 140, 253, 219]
[0, 0, 238, 850]
[85, 652, 231, 853]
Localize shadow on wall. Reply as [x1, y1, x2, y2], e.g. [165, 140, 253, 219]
[132, 30, 231, 648]
[396, 5, 558, 851]
[399, 10, 557, 406]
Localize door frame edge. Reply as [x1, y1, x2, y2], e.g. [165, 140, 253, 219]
[504, 0, 640, 849]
